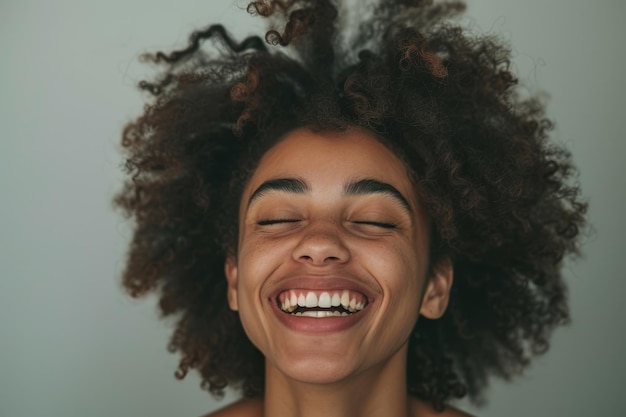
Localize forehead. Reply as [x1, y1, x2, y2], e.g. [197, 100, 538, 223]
[244, 127, 415, 199]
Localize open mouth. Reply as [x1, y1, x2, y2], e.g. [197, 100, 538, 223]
[277, 289, 368, 317]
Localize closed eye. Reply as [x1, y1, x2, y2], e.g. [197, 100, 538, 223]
[353, 221, 397, 229]
[257, 218, 302, 226]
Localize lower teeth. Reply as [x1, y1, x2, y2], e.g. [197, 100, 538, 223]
[293, 311, 350, 317]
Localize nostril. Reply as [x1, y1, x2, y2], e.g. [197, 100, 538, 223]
[292, 233, 350, 264]
[299, 255, 341, 264]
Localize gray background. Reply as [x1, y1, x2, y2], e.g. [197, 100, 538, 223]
[1, 0, 623, 416]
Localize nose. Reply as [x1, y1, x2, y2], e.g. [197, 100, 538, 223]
[292, 222, 350, 266]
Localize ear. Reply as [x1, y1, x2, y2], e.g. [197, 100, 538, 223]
[419, 258, 453, 319]
[224, 256, 239, 311]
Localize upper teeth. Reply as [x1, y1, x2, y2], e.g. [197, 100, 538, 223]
[278, 290, 366, 314]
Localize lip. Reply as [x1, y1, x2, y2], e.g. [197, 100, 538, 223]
[268, 276, 377, 334]
[270, 276, 377, 301]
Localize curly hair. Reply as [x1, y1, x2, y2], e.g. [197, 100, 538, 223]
[114, 0, 587, 411]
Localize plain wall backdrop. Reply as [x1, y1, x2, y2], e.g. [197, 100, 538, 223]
[1, 1, 623, 416]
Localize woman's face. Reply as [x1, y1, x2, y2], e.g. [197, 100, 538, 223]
[225, 126, 452, 385]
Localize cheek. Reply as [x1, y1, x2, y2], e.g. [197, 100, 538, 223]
[361, 239, 423, 281]
[235, 235, 295, 314]
[238, 235, 292, 278]
[362, 240, 425, 313]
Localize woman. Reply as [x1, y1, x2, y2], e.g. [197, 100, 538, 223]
[114, 1, 586, 416]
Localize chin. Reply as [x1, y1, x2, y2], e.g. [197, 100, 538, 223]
[269, 347, 362, 385]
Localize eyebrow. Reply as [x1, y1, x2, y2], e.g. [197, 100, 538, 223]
[344, 178, 412, 214]
[247, 178, 309, 208]
[247, 177, 412, 213]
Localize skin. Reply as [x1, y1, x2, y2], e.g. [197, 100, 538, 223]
[206, 127, 473, 417]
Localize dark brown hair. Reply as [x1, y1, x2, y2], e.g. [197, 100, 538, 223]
[114, 0, 587, 411]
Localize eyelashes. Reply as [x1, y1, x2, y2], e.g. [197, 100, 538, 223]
[352, 221, 397, 229]
[257, 219, 397, 229]
[257, 218, 301, 226]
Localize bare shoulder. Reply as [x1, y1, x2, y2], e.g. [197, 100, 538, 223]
[413, 398, 477, 417]
[199, 398, 263, 417]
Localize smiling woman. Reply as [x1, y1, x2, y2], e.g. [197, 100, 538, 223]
[113, 1, 587, 416]
[225, 128, 448, 402]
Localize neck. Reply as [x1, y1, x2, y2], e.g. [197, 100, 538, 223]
[263, 344, 414, 417]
